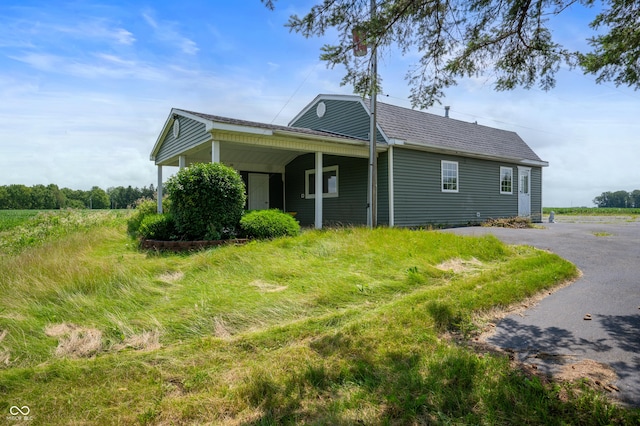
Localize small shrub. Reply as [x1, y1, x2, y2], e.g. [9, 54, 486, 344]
[240, 209, 301, 239]
[127, 199, 159, 238]
[138, 214, 178, 241]
[166, 163, 246, 240]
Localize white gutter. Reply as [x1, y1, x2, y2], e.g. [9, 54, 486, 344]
[210, 122, 274, 136]
[273, 129, 369, 147]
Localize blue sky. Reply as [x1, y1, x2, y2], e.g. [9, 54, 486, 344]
[1, 0, 638, 207]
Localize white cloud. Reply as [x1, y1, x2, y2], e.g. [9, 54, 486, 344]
[9, 52, 60, 71]
[52, 21, 136, 45]
[267, 62, 280, 72]
[141, 9, 199, 55]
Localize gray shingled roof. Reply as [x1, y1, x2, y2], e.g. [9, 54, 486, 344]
[177, 99, 544, 165]
[374, 101, 544, 163]
[181, 109, 362, 142]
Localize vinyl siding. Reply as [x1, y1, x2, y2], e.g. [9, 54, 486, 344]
[530, 167, 543, 222]
[392, 147, 537, 227]
[290, 99, 385, 143]
[377, 151, 389, 225]
[155, 117, 210, 164]
[285, 153, 368, 226]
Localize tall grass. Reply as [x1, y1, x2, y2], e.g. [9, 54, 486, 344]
[0, 221, 637, 424]
[0, 209, 129, 254]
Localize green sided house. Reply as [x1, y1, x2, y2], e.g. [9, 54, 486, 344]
[150, 94, 548, 228]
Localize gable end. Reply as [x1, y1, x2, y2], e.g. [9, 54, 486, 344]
[290, 95, 387, 144]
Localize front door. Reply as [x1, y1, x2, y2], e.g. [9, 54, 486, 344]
[248, 173, 270, 210]
[518, 167, 531, 217]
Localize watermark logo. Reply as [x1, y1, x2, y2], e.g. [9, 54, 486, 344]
[7, 405, 32, 421]
[10, 406, 30, 416]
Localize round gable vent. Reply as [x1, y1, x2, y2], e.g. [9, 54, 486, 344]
[173, 119, 180, 138]
[316, 102, 326, 118]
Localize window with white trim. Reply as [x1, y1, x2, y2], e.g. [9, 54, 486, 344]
[305, 165, 339, 199]
[441, 160, 458, 192]
[500, 167, 513, 194]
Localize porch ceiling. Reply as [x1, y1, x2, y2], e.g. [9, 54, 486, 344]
[161, 142, 304, 173]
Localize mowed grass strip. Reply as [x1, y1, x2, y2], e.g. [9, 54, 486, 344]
[1, 219, 638, 425]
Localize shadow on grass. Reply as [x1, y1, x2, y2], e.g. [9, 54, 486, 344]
[235, 333, 636, 425]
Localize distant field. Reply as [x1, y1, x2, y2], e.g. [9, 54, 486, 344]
[0, 209, 41, 231]
[0, 209, 129, 254]
[544, 207, 640, 215]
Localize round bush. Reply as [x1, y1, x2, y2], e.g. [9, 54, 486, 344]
[166, 163, 246, 240]
[138, 214, 178, 241]
[240, 209, 301, 239]
[127, 198, 159, 238]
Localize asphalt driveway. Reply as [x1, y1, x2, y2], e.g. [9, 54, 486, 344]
[445, 216, 640, 407]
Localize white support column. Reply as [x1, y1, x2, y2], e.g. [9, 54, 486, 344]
[157, 165, 163, 214]
[211, 140, 220, 163]
[388, 146, 395, 227]
[178, 155, 186, 169]
[315, 151, 323, 229]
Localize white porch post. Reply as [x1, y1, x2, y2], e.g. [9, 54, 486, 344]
[211, 140, 220, 163]
[315, 151, 323, 229]
[157, 165, 163, 214]
[178, 155, 186, 169]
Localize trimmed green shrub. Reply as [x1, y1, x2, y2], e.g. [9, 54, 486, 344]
[166, 163, 246, 240]
[127, 198, 158, 238]
[240, 209, 301, 239]
[138, 214, 178, 241]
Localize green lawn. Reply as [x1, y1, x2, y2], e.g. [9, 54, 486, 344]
[0, 211, 637, 425]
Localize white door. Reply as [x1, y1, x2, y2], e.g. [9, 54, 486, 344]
[518, 167, 531, 217]
[248, 173, 270, 210]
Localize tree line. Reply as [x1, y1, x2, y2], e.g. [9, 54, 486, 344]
[0, 184, 155, 210]
[593, 190, 640, 208]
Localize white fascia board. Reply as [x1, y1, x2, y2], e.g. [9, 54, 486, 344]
[520, 159, 549, 167]
[357, 97, 391, 144]
[388, 138, 406, 145]
[173, 109, 214, 129]
[150, 108, 214, 162]
[210, 121, 274, 136]
[172, 109, 274, 136]
[273, 129, 366, 146]
[403, 140, 546, 166]
[288, 94, 323, 125]
[149, 108, 179, 161]
[274, 129, 388, 155]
